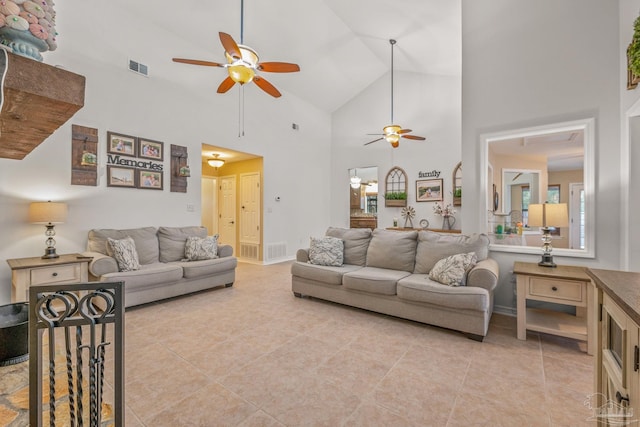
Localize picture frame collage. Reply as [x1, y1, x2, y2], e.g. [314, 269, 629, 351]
[106, 131, 164, 190]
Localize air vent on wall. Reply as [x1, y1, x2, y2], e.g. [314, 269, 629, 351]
[128, 59, 148, 77]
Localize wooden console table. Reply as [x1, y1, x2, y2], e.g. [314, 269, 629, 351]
[7, 253, 90, 302]
[514, 261, 593, 354]
[386, 227, 461, 234]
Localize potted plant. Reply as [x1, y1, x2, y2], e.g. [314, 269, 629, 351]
[385, 191, 407, 207]
[453, 187, 462, 206]
[629, 15, 640, 77]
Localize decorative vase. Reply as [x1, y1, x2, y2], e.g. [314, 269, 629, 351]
[0, 0, 58, 62]
[442, 216, 456, 230]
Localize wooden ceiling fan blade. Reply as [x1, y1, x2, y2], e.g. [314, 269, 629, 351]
[253, 76, 282, 98]
[217, 76, 236, 93]
[257, 62, 301, 73]
[398, 129, 413, 134]
[402, 134, 426, 140]
[172, 58, 224, 67]
[219, 32, 242, 59]
[364, 137, 384, 146]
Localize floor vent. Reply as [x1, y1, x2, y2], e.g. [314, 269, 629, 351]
[240, 243, 259, 260]
[128, 59, 149, 77]
[266, 242, 287, 261]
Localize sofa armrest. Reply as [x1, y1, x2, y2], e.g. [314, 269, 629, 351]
[82, 251, 118, 277]
[296, 248, 310, 262]
[218, 244, 233, 258]
[466, 258, 499, 293]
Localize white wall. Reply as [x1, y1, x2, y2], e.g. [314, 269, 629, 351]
[0, 4, 332, 304]
[620, 0, 640, 270]
[331, 71, 462, 230]
[462, 0, 621, 312]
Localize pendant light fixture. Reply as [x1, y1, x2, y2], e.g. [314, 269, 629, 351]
[208, 154, 225, 168]
[350, 169, 362, 188]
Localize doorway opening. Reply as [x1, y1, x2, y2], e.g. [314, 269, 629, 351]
[201, 145, 263, 262]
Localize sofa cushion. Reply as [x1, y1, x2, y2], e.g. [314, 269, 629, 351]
[176, 256, 238, 279]
[88, 227, 159, 265]
[309, 236, 343, 266]
[184, 235, 219, 261]
[366, 229, 418, 272]
[158, 226, 208, 262]
[99, 263, 184, 291]
[397, 274, 490, 311]
[325, 227, 371, 266]
[107, 237, 140, 272]
[291, 262, 362, 286]
[414, 231, 489, 274]
[343, 267, 410, 295]
[429, 252, 478, 287]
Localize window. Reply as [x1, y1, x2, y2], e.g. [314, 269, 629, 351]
[547, 185, 560, 204]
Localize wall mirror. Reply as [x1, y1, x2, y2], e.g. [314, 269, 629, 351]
[452, 162, 462, 206]
[349, 166, 378, 229]
[480, 118, 595, 258]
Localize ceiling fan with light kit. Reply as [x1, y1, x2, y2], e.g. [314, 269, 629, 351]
[365, 39, 425, 148]
[172, 0, 300, 98]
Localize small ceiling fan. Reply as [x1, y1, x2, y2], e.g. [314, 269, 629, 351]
[365, 39, 426, 148]
[172, 0, 300, 98]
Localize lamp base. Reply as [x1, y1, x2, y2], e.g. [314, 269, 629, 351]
[42, 247, 59, 259]
[538, 253, 556, 268]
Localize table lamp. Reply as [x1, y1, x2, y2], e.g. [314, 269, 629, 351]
[29, 201, 68, 259]
[528, 203, 569, 267]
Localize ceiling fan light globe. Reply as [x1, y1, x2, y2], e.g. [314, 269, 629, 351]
[390, 141, 400, 148]
[228, 65, 255, 84]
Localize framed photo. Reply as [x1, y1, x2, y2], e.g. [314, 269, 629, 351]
[138, 170, 163, 190]
[107, 131, 137, 157]
[138, 138, 164, 161]
[107, 166, 136, 188]
[416, 179, 443, 202]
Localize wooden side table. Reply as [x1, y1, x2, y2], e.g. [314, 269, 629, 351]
[514, 261, 594, 355]
[7, 253, 90, 302]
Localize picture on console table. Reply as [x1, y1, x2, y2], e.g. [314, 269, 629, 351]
[416, 179, 443, 202]
[138, 170, 163, 190]
[107, 131, 137, 157]
[138, 138, 164, 161]
[107, 166, 136, 188]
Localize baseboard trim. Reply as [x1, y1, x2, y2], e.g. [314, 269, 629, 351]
[493, 304, 517, 317]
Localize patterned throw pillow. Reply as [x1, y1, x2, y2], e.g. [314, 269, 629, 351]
[428, 252, 477, 287]
[308, 236, 344, 267]
[184, 235, 219, 261]
[107, 237, 140, 272]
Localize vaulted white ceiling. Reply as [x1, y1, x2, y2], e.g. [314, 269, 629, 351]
[101, 0, 462, 113]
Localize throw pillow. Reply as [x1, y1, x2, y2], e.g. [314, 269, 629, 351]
[308, 236, 344, 266]
[429, 252, 477, 287]
[107, 237, 140, 272]
[184, 235, 219, 261]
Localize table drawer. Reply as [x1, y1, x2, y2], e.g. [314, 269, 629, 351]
[31, 264, 80, 286]
[528, 277, 584, 303]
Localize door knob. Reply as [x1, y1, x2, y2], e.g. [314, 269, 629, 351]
[230, 221, 235, 224]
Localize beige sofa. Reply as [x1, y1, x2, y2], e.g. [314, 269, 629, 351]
[83, 226, 237, 307]
[291, 227, 499, 340]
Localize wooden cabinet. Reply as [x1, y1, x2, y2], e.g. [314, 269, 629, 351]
[350, 186, 361, 208]
[514, 261, 594, 355]
[7, 254, 90, 302]
[589, 269, 640, 425]
[350, 217, 377, 229]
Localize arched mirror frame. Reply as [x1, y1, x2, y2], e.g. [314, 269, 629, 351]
[452, 162, 462, 206]
[385, 166, 408, 207]
[479, 118, 595, 259]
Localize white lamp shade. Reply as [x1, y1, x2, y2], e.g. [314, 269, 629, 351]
[528, 203, 568, 228]
[29, 201, 68, 224]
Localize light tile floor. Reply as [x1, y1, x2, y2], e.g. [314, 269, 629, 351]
[1, 261, 596, 426]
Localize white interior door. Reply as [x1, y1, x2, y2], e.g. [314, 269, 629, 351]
[219, 176, 236, 249]
[240, 173, 261, 245]
[201, 177, 217, 235]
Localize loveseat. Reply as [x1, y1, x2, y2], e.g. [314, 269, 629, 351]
[291, 227, 499, 340]
[82, 226, 237, 307]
